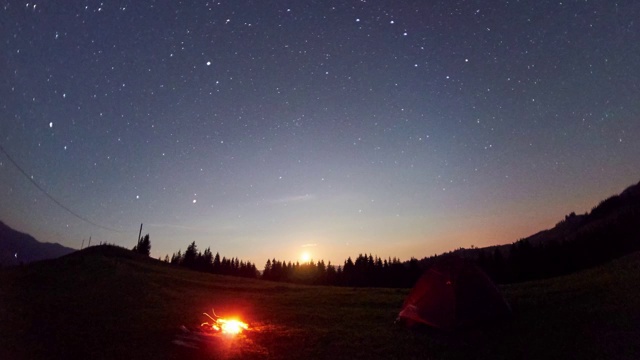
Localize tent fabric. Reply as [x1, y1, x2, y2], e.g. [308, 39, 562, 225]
[398, 256, 510, 330]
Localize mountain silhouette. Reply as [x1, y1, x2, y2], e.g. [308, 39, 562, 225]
[443, 180, 640, 283]
[0, 221, 75, 266]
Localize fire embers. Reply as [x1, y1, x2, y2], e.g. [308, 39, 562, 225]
[201, 309, 249, 335]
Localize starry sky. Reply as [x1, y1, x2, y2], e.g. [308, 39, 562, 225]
[1, 1, 639, 267]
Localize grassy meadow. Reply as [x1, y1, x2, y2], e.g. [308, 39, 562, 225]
[1, 245, 639, 359]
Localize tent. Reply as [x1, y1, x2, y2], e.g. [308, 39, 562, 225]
[398, 256, 510, 330]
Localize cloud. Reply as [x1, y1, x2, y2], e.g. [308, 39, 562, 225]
[270, 194, 316, 204]
[146, 223, 209, 232]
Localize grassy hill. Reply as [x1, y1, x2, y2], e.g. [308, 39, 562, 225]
[1, 245, 639, 359]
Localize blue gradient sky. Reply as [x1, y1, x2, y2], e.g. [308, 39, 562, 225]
[1, 1, 639, 266]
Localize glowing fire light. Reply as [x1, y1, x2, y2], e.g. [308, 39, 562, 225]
[215, 318, 249, 334]
[201, 309, 249, 335]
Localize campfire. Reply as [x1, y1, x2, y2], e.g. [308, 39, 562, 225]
[201, 309, 249, 335]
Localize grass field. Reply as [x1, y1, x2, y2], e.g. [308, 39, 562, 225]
[1, 245, 639, 359]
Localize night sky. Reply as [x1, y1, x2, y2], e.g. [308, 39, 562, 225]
[1, 1, 639, 266]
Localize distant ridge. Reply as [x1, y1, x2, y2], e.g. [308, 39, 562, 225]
[520, 179, 640, 247]
[442, 179, 640, 283]
[517, 179, 637, 249]
[0, 221, 75, 266]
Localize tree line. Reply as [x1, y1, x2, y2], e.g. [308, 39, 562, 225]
[165, 241, 259, 278]
[159, 239, 426, 287]
[263, 254, 423, 287]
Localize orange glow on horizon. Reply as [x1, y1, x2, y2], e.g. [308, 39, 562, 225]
[300, 251, 311, 263]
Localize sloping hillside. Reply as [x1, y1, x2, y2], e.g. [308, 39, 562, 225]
[445, 180, 640, 283]
[1, 245, 639, 359]
[524, 179, 640, 246]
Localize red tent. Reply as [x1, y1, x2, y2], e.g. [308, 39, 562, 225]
[398, 256, 510, 330]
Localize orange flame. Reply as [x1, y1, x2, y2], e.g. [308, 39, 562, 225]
[201, 309, 249, 335]
[214, 318, 249, 334]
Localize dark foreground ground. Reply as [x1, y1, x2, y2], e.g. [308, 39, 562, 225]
[1, 246, 639, 359]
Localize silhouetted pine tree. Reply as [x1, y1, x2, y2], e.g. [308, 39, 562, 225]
[171, 250, 182, 265]
[198, 247, 213, 272]
[262, 259, 272, 280]
[133, 234, 151, 256]
[213, 252, 221, 273]
[183, 242, 198, 269]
